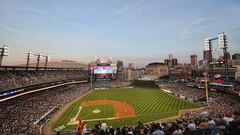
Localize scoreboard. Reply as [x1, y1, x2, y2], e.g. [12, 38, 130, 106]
[92, 63, 117, 80]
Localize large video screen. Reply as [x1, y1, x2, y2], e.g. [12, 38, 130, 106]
[94, 66, 113, 74]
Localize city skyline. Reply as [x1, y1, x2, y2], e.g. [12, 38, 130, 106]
[0, 0, 240, 67]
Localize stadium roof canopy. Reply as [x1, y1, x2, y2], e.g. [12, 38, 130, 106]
[147, 62, 165, 66]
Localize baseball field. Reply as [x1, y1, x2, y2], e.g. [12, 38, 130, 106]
[52, 87, 201, 132]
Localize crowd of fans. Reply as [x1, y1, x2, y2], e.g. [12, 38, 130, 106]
[0, 70, 87, 91]
[83, 113, 240, 135]
[159, 82, 206, 100]
[0, 83, 90, 135]
[0, 73, 240, 135]
[92, 81, 130, 89]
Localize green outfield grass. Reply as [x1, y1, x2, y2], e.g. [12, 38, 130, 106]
[52, 88, 201, 132]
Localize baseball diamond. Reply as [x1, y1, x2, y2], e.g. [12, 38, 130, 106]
[52, 87, 201, 131]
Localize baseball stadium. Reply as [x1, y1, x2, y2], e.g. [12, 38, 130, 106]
[1, 1, 240, 135]
[1, 58, 239, 135]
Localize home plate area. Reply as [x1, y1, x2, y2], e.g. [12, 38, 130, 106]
[92, 108, 101, 114]
[67, 100, 136, 125]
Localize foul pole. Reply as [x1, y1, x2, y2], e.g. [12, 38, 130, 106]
[203, 72, 209, 105]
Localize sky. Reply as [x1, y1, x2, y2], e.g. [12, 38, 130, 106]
[0, 0, 240, 67]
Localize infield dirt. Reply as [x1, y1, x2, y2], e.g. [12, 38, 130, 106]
[81, 100, 136, 118]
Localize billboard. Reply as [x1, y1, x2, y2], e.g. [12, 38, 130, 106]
[94, 66, 113, 74]
[94, 66, 114, 80]
[89, 62, 118, 80]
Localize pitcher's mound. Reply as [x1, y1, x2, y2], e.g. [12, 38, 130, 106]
[92, 109, 101, 114]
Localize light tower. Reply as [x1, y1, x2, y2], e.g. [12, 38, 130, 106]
[0, 45, 10, 66]
[36, 53, 41, 70]
[26, 51, 33, 70]
[204, 36, 218, 78]
[218, 32, 229, 80]
[204, 37, 213, 77]
[44, 55, 50, 70]
[26, 51, 49, 71]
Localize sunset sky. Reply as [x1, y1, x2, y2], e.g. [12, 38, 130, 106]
[0, 0, 240, 67]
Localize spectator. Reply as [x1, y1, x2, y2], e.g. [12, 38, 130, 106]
[224, 114, 234, 125]
[82, 121, 87, 135]
[152, 124, 165, 135]
[188, 121, 196, 131]
[127, 127, 134, 135]
[101, 121, 108, 133]
[198, 119, 209, 129]
[77, 120, 83, 135]
[172, 125, 182, 135]
[208, 117, 216, 129]
[109, 126, 115, 135]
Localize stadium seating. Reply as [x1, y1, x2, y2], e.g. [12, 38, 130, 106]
[0, 70, 87, 91]
[0, 79, 240, 135]
[0, 83, 90, 135]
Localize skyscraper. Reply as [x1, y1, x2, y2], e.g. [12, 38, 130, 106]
[203, 50, 211, 61]
[190, 55, 198, 65]
[169, 54, 173, 60]
[165, 54, 178, 68]
[232, 53, 240, 60]
[128, 63, 134, 70]
[164, 59, 169, 66]
[172, 58, 178, 67]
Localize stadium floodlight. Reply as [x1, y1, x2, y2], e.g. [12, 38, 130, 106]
[204, 37, 210, 51]
[44, 55, 50, 70]
[28, 51, 34, 59]
[218, 32, 229, 80]
[37, 53, 42, 61]
[0, 45, 9, 66]
[26, 51, 34, 70]
[218, 32, 227, 49]
[3, 45, 9, 56]
[47, 55, 50, 61]
[35, 53, 42, 70]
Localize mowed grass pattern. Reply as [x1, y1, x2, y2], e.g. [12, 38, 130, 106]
[53, 88, 200, 131]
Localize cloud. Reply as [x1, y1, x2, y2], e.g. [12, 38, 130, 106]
[196, 23, 215, 32]
[177, 17, 210, 40]
[113, 0, 144, 16]
[192, 17, 208, 25]
[230, 26, 240, 32]
[178, 24, 214, 40]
